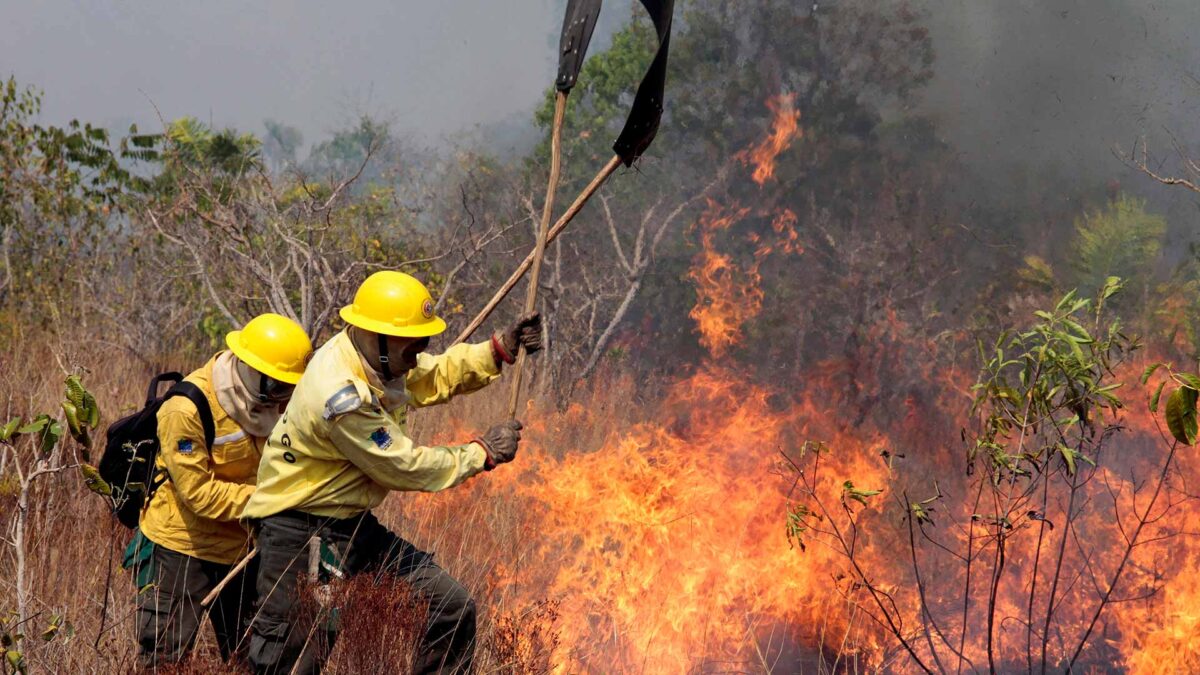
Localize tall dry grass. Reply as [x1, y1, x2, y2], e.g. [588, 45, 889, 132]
[0, 331, 603, 673]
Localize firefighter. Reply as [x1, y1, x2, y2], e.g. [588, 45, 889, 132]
[242, 270, 540, 674]
[136, 313, 313, 667]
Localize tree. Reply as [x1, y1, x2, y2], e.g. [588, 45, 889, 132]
[263, 119, 303, 171]
[516, 0, 946, 390]
[1070, 194, 1165, 300]
[136, 117, 429, 339]
[0, 78, 139, 344]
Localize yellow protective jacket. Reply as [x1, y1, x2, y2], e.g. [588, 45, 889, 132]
[140, 354, 262, 565]
[242, 330, 499, 520]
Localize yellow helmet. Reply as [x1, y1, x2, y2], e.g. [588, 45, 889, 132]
[225, 313, 313, 384]
[339, 271, 447, 338]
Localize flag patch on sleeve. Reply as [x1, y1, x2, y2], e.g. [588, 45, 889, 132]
[177, 439, 194, 455]
[370, 428, 393, 450]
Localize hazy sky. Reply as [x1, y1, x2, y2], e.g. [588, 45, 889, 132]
[918, 0, 1200, 194]
[1, 0, 607, 144]
[4, 0, 1200, 199]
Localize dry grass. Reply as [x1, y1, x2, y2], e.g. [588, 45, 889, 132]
[0, 335, 575, 673]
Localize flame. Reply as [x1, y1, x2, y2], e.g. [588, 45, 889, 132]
[393, 95, 1200, 673]
[490, 367, 897, 671]
[745, 93, 802, 186]
[686, 201, 758, 356]
[1122, 548, 1200, 673]
[689, 94, 805, 356]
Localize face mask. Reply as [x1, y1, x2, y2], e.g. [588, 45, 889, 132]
[375, 335, 430, 381]
[214, 352, 285, 437]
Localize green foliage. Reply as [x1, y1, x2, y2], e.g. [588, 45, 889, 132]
[841, 480, 882, 507]
[970, 285, 1138, 482]
[785, 502, 815, 551]
[1018, 255, 1057, 291]
[1070, 194, 1165, 297]
[129, 117, 262, 207]
[263, 119, 303, 167]
[0, 77, 146, 343]
[61, 375, 99, 448]
[305, 116, 390, 178]
[533, 18, 656, 170]
[78, 463, 110, 497]
[165, 117, 261, 175]
[0, 611, 71, 674]
[1142, 361, 1200, 446]
[1165, 386, 1198, 445]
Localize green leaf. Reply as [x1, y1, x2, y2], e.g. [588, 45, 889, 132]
[39, 420, 63, 455]
[1063, 319, 1093, 342]
[15, 417, 48, 434]
[842, 480, 883, 506]
[1055, 290, 1078, 313]
[40, 615, 62, 642]
[1165, 386, 1199, 446]
[0, 418, 20, 442]
[79, 464, 112, 496]
[64, 375, 85, 407]
[1058, 444, 1077, 476]
[1150, 380, 1167, 413]
[786, 503, 811, 552]
[1101, 276, 1124, 299]
[1174, 373, 1200, 391]
[910, 502, 934, 525]
[6, 648, 26, 674]
[1142, 362, 1161, 384]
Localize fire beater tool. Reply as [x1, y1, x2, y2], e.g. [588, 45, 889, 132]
[507, 0, 603, 418]
[454, 0, 676, 346]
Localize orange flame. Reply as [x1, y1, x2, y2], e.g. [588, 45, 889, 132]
[745, 93, 802, 186]
[397, 94, 1200, 673]
[686, 201, 759, 356]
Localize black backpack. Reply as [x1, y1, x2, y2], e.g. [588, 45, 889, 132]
[99, 372, 215, 528]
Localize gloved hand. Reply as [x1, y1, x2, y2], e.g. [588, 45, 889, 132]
[492, 313, 543, 364]
[476, 420, 522, 470]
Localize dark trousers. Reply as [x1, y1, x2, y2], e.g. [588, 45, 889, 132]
[136, 545, 258, 667]
[248, 510, 477, 674]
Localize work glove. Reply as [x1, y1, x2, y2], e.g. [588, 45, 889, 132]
[476, 420, 522, 470]
[492, 313, 543, 365]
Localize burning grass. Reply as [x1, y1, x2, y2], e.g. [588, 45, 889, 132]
[2, 95, 1199, 674]
[1, 303, 1199, 672]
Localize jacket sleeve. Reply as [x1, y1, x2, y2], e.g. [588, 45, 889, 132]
[327, 404, 488, 492]
[156, 408, 256, 521]
[405, 341, 501, 408]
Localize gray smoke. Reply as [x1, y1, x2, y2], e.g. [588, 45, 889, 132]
[4, 0, 1198, 227]
[916, 0, 1200, 223]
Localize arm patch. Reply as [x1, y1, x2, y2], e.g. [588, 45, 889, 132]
[323, 384, 363, 420]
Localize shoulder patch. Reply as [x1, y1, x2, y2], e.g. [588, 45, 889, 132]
[177, 439, 195, 455]
[323, 384, 363, 420]
[369, 427, 393, 450]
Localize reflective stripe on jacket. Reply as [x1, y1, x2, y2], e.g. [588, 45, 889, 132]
[140, 353, 262, 564]
[242, 331, 498, 520]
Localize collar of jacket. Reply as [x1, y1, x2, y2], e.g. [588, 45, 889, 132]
[334, 330, 410, 412]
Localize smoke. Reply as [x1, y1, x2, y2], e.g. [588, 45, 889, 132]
[915, 0, 1200, 220]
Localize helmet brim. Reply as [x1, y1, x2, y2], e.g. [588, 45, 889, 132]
[339, 305, 448, 338]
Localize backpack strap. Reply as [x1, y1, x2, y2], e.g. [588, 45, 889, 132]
[143, 380, 218, 510]
[165, 381, 216, 451]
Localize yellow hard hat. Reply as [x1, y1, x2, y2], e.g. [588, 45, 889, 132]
[225, 313, 313, 384]
[339, 271, 447, 338]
